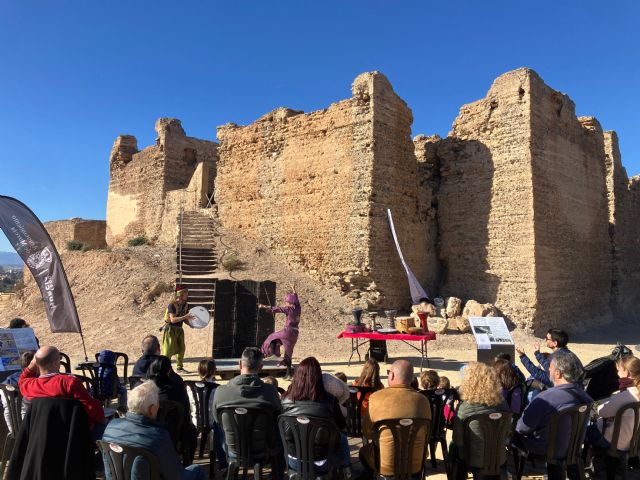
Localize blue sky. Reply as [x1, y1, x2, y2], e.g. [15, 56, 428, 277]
[1, 1, 639, 252]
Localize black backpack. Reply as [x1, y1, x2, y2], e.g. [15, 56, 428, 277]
[583, 344, 633, 401]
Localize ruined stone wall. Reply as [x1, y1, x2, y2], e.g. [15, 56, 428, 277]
[605, 131, 640, 319]
[437, 69, 538, 328]
[45, 219, 107, 252]
[106, 119, 217, 246]
[529, 73, 612, 330]
[216, 72, 436, 308]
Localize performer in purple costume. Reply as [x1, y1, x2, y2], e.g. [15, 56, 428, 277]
[258, 289, 301, 379]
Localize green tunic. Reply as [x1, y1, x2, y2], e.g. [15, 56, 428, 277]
[162, 301, 188, 369]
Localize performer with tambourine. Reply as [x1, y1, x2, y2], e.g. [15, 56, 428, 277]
[162, 286, 194, 372]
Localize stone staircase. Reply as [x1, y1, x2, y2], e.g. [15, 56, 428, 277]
[176, 211, 217, 315]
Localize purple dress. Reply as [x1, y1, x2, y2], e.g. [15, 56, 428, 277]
[261, 295, 301, 362]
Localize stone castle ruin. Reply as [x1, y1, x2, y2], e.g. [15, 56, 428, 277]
[104, 68, 640, 332]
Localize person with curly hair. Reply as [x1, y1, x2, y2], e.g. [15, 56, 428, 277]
[449, 362, 510, 476]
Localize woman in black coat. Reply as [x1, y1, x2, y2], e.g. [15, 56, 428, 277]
[281, 357, 350, 477]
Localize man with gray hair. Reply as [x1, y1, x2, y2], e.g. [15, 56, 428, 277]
[102, 381, 206, 479]
[514, 350, 592, 457]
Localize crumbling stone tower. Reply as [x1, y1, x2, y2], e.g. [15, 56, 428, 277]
[438, 68, 616, 331]
[215, 72, 439, 308]
[106, 118, 217, 246]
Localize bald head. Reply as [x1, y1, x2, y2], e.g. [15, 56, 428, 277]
[35, 346, 61, 374]
[388, 359, 414, 386]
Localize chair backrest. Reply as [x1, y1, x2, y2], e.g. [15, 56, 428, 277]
[128, 376, 143, 390]
[184, 380, 217, 430]
[92, 362, 121, 401]
[73, 374, 96, 395]
[59, 352, 72, 374]
[0, 383, 24, 435]
[97, 440, 161, 480]
[278, 414, 341, 479]
[607, 400, 640, 457]
[545, 402, 592, 464]
[346, 385, 376, 436]
[371, 417, 431, 479]
[157, 400, 186, 452]
[422, 388, 457, 440]
[460, 411, 513, 475]
[95, 351, 129, 385]
[217, 406, 272, 465]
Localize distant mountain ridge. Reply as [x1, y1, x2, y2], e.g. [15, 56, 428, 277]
[0, 251, 22, 266]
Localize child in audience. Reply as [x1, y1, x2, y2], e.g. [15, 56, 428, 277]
[334, 372, 348, 383]
[263, 375, 284, 396]
[188, 358, 217, 426]
[419, 369, 440, 391]
[352, 358, 384, 413]
[438, 376, 451, 389]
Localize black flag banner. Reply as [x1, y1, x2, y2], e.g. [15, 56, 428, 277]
[0, 196, 82, 333]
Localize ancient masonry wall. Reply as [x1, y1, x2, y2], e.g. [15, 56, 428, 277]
[605, 131, 640, 319]
[215, 72, 437, 308]
[528, 72, 613, 330]
[436, 69, 538, 329]
[44, 219, 107, 253]
[106, 118, 217, 247]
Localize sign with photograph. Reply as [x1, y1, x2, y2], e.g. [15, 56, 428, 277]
[469, 317, 513, 350]
[0, 327, 39, 371]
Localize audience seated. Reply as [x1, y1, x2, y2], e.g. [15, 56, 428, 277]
[449, 362, 511, 472]
[438, 376, 450, 389]
[493, 358, 523, 415]
[18, 345, 106, 437]
[516, 328, 572, 389]
[352, 358, 384, 414]
[212, 347, 284, 479]
[1, 351, 34, 433]
[419, 369, 440, 391]
[102, 380, 206, 480]
[133, 334, 183, 385]
[513, 350, 592, 458]
[187, 358, 217, 427]
[281, 357, 351, 477]
[147, 356, 198, 462]
[587, 355, 640, 451]
[359, 360, 431, 479]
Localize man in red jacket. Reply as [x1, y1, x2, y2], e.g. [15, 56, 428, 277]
[19, 345, 106, 430]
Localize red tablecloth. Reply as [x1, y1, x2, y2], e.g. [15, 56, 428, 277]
[337, 330, 436, 342]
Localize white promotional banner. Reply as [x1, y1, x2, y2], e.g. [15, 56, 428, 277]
[387, 209, 429, 304]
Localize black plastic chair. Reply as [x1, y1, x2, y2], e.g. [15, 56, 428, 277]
[447, 410, 513, 480]
[157, 399, 186, 451]
[73, 374, 96, 394]
[217, 406, 274, 480]
[604, 400, 640, 479]
[370, 417, 431, 480]
[346, 385, 376, 437]
[184, 380, 218, 458]
[278, 414, 342, 480]
[59, 351, 72, 373]
[0, 383, 24, 478]
[514, 402, 592, 480]
[97, 440, 161, 480]
[95, 351, 130, 386]
[422, 388, 458, 468]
